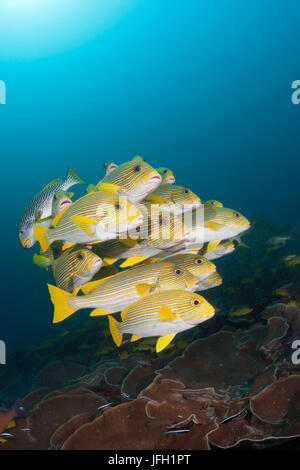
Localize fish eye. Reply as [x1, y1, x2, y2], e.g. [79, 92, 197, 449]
[192, 299, 200, 306]
[76, 252, 85, 260]
[164, 169, 168, 174]
[184, 188, 190, 194]
[174, 268, 182, 275]
[234, 212, 240, 217]
[195, 258, 203, 264]
[115, 202, 123, 210]
[20, 230, 24, 234]
[136, 226, 141, 232]
[133, 165, 141, 172]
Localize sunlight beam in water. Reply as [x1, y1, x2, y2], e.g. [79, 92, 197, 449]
[0, 0, 138, 60]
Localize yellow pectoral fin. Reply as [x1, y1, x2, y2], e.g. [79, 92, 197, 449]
[90, 308, 110, 316]
[51, 206, 70, 227]
[95, 182, 121, 194]
[156, 334, 176, 353]
[0, 438, 7, 443]
[120, 256, 146, 268]
[206, 240, 221, 252]
[7, 420, 16, 430]
[71, 215, 98, 236]
[159, 306, 176, 321]
[131, 335, 141, 342]
[205, 221, 223, 231]
[33, 225, 51, 253]
[136, 283, 156, 297]
[33, 254, 51, 270]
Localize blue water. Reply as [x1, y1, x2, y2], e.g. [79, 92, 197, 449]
[1, 0, 300, 354]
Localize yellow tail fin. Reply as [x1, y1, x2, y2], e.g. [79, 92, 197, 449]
[33, 225, 51, 253]
[47, 284, 77, 323]
[108, 315, 123, 347]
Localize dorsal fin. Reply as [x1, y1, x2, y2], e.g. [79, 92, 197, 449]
[42, 178, 62, 191]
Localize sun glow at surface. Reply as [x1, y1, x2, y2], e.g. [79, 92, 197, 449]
[0, 0, 138, 60]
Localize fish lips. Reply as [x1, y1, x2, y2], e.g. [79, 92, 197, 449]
[145, 173, 162, 192]
[21, 238, 34, 249]
[93, 258, 103, 268]
[58, 198, 72, 210]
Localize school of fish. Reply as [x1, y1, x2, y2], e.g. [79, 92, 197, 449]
[18, 156, 251, 353]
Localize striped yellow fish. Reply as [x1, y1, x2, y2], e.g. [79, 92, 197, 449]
[196, 271, 222, 291]
[204, 200, 223, 207]
[156, 167, 175, 184]
[145, 184, 201, 215]
[51, 190, 74, 218]
[133, 205, 188, 249]
[96, 156, 162, 203]
[33, 189, 144, 253]
[183, 205, 250, 245]
[162, 253, 216, 280]
[18, 167, 85, 249]
[53, 248, 102, 293]
[108, 290, 215, 352]
[48, 261, 200, 323]
[103, 161, 118, 176]
[92, 206, 190, 268]
[33, 247, 102, 292]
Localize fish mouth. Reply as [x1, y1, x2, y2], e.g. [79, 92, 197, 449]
[94, 258, 102, 266]
[204, 309, 215, 320]
[147, 174, 162, 188]
[167, 177, 175, 184]
[21, 238, 33, 249]
[186, 278, 199, 290]
[59, 199, 72, 209]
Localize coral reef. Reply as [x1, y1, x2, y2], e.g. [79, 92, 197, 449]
[1, 220, 300, 450]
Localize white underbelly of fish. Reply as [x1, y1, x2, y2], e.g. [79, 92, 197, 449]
[51, 224, 118, 244]
[76, 290, 140, 313]
[120, 320, 192, 337]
